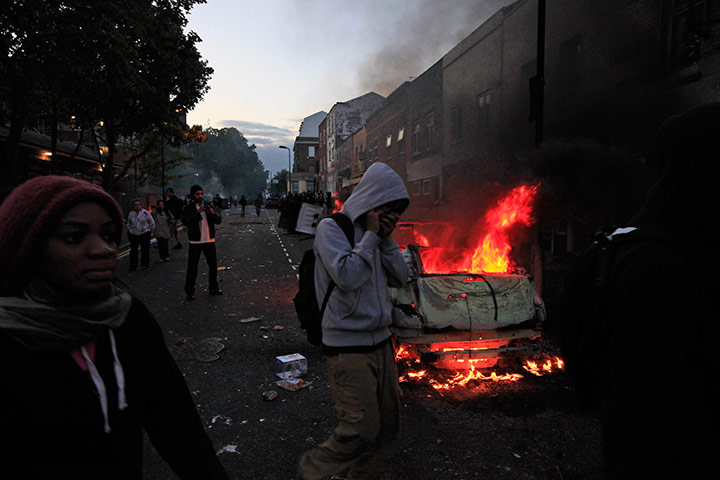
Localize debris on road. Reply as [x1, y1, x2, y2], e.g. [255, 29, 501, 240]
[239, 316, 262, 323]
[262, 390, 278, 401]
[275, 378, 312, 392]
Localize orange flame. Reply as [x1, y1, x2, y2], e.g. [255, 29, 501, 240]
[397, 348, 564, 391]
[332, 192, 344, 213]
[418, 184, 538, 274]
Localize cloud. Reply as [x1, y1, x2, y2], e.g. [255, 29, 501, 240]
[218, 119, 296, 176]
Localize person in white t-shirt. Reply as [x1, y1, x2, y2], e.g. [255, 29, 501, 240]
[181, 185, 222, 301]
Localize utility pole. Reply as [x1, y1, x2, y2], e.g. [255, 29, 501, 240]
[533, 0, 546, 145]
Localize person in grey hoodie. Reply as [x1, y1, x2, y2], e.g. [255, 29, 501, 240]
[297, 162, 410, 480]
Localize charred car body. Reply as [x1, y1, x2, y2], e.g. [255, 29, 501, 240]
[390, 245, 546, 370]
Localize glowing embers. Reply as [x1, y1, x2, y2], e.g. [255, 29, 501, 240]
[396, 345, 564, 392]
[415, 184, 538, 274]
[523, 357, 565, 376]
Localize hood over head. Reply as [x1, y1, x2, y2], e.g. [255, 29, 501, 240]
[341, 162, 409, 223]
[632, 102, 719, 233]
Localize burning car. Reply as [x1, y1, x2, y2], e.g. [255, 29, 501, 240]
[390, 184, 546, 370]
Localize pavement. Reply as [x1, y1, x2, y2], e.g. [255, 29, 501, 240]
[118, 206, 334, 479]
[119, 205, 603, 480]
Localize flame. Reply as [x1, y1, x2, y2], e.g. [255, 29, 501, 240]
[522, 357, 565, 376]
[414, 232, 430, 247]
[418, 184, 538, 274]
[332, 192, 344, 213]
[396, 346, 564, 392]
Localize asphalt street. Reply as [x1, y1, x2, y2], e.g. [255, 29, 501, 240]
[119, 205, 603, 480]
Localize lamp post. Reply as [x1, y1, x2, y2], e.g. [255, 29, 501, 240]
[279, 145, 291, 195]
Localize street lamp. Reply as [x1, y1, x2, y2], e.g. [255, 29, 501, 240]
[279, 145, 292, 195]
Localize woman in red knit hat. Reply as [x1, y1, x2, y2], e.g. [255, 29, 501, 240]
[0, 176, 229, 479]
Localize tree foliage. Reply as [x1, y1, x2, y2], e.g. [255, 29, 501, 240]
[169, 127, 268, 200]
[1, 0, 212, 190]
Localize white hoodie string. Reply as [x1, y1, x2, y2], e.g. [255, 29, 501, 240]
[80, 330, 128, 434]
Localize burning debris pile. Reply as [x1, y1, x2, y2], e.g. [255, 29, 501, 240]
[390, 184, 560, 389]
[396, 345, 564, 392]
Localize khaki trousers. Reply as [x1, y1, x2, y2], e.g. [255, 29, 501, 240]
[298, 342, 401, 480]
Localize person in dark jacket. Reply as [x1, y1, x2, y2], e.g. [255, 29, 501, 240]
[164, 187, 185, 249]
[581, 104, 719, 479]
[0, 176, 229, 479]
[181, 184, 222, 300]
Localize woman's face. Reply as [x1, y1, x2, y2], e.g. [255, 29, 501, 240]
[39, 203, 119, 298]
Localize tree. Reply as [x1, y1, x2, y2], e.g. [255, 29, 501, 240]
[174, 127, 267, 199]
[0, 0, 213, 190]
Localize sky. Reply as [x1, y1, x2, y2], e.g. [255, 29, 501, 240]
[185, 0, 515, 176]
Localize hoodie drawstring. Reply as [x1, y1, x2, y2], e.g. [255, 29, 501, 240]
[80, 330, 128, 433]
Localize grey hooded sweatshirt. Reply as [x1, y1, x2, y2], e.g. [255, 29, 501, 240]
[314, 162, 410, 348]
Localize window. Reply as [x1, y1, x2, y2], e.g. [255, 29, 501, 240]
[666, 0, 713, 72]
[558, 35, 581, 107]
[432, 177, 441, 203]
[412, 122, 421, 154]
[450, 106, 463, 140]
[308, 146, 315, 157]
[292, 181, 299, 193]
[423, 179, 432, 195]
[412, 181, 421, 196]
[477, 91, 491, 129]
[307, 180, 315, 192]
[425, 113, 435, 150]
[397, 127, 405, 142]
[386, 135, 392, 148]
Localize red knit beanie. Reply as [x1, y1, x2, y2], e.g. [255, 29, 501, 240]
[0, 175, 124, 296]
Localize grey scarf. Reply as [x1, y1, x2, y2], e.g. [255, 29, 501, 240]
[0, 277, 133, 433]
[0, 277, 132, 352]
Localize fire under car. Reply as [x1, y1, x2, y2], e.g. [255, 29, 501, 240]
[390, 245, 546, 370]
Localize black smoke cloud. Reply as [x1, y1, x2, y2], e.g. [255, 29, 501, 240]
[356, 0, 516, 96]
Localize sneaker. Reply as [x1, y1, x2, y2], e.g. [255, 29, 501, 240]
[158, 259, 165, 263]
[209, 288, 223, 295]
[164, 257, 170, 262]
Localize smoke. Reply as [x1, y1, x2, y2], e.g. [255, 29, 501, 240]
[356, 0, 516, 96]
[203, 171, 229, 199]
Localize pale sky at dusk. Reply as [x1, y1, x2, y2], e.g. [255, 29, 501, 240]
[185, 0, 514, 175]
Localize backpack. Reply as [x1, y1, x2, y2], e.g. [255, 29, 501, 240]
[558, 226, 680, 407]
[293, 212, 355, 345]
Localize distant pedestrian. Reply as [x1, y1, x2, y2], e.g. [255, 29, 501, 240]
[152, 199, 173, 262]
[254, 194, 263, 216]
[164, 187, 184, 250]
[182, 185, 222, 300]
[239, 194, 247, 217]
[126, 199, 154, 271]
[0, 175, 230, 479]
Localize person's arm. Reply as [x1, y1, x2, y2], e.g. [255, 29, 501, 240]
[181, 204, 199, 226]
[129, 303, 229, 479]
[315, 217, 380, 291]
[145, 210, 155, 232]
[207, 205, 222, 225]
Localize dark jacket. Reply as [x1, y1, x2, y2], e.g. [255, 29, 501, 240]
[0, 297, 229, 479]
[164, 195, 185, 219]
[182, 202, 222, 242]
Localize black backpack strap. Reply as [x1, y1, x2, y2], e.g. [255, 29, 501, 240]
[319, 213, 356, 315]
